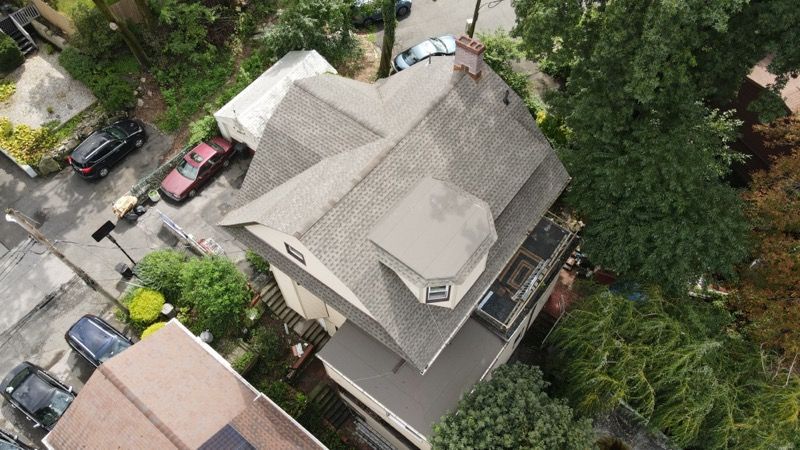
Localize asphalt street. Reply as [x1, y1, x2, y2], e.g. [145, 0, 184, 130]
[379, 0, 516, 56]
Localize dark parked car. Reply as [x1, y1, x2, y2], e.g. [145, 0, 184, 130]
[393, 35, 456, 71]
[0, 428, 34, 450]
[65, 315, 133, 368]
[160, 137, 235, 201]
[67, 119, 147, 178]
[351, 0, 411, 27]
[1, 362, 75, 431]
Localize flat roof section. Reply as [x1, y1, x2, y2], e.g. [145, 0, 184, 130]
[318, 319, 504, 439]
[369, 177, 497, 281]
[477, 217, 575, 335]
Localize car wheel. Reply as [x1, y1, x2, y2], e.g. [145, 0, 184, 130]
[99, 167, 109, 177]
[223, 159, 231, 168]
[135, 138, 144, 148]
[397, 6, 410, 17]
[188, 189, 197, 198]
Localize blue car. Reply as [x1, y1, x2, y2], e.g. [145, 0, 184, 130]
[393, 35, 457, 72]
[352, 0, 412, 27]
[65, 315, 133, 367]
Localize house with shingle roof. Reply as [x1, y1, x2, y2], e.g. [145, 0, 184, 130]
[221, 35, 576, 449]
[42, 320, 325, 450]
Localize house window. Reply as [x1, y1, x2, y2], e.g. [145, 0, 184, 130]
[426, 285, 450, 303]
[285, 243, 306, 265]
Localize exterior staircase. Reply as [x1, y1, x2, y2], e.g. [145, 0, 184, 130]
[0, 4, 39, 56]
[307, 383, 352, 429]
[260, 278, 330, 349]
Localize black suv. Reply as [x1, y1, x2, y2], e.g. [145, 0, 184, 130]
[68, 119, 147, 178]
[1, 362, 75, 431]
[65, 315, 133, 367]
[351, 0, 411, 27]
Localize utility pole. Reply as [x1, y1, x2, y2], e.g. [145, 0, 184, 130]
[91, 0, 150, 68]
[5, 209, 129, 316]
[468, 0, 481, 38]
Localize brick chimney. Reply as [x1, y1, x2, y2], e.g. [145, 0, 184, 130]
[453, 35, 486, 79]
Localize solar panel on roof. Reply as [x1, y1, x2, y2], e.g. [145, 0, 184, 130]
[198, 424, 255, 450]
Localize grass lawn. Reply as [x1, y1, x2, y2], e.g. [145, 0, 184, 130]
[52, 0, 92, 15]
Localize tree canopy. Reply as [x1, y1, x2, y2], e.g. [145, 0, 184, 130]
[512, 0, 800, 291]
[431, 363, 596, 450]
[733, 116, 800, 356]
[553, 290, 800, 449]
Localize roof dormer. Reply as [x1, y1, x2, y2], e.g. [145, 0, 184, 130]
[369, 177, 497, 308]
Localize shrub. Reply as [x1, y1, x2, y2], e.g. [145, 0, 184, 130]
[260, 381, 308, 417]
[245, 250, 270, 274]
[232, 350, 258, 374]
[141, 321, 167, 339]
[59, 48, 138, 112]
[179, 256, 250, 336]
[134, 249, 188, 303]
[0, 117, 58, 165]
[249, 326, 283, 361]
[188, 115, 218, 145]
[0, 34, 23, 73]
[128, 288, 165, 327]
[0, 81, 15, 102]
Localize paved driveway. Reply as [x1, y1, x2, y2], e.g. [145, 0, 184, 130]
[0, 278, 126, 447]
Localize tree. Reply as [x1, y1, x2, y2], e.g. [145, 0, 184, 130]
[733, 115, 800, 356]
[133, 249, 188, 303]
[376, 0, 397, 78]
[90, 0, 150, 67]
[261, 0, 357, 67]
[510, 0, 800, 290]
[553, 290, 800, 449]
[432, 364, 596, 450]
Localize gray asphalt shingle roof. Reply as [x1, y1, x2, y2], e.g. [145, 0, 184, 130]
[223, 56, 569, 372]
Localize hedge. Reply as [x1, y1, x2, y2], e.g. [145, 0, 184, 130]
[129, 288, 165, 327]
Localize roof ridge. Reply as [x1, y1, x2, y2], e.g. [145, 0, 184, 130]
[293, 78, 388, 137]
[98, 364, 191, 450]
[300, 70, 466, 239]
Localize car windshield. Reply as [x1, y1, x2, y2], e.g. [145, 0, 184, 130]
[97, 338, 131, 363]
[176, 159, 199, 180]
[33, 390, 72, 427]
[106, 126, 127, 140]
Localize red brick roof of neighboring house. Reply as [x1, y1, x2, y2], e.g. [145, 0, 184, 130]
[748, 56, 800, 114]
[42, 320, 325, 450]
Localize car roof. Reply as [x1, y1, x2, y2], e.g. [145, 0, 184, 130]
[67, 316, 117, 358]
[11, 370, 59, 413]
[184, 141, 226, 166]
[71, 133, 113, 162]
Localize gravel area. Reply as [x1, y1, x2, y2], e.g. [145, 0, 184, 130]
[0, 47, 96, 127]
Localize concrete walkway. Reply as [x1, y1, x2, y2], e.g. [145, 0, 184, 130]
[0, 50, 96, 127]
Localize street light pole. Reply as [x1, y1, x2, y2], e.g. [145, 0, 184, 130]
[468, 0, 482, 38]
[5, 209, 129, 316]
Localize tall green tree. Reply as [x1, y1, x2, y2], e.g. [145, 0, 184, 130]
[91, 0, 150, 67]
[512, 0, 800, 291]
[376, 0, 397, 78]
[553, 290, 800, 449]
[432, 364, 596, 450]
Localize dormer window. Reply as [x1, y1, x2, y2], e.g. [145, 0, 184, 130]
[426, 285, 451, 303]
[285, 243, 306, 265]
[369, 177, 497, 309]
